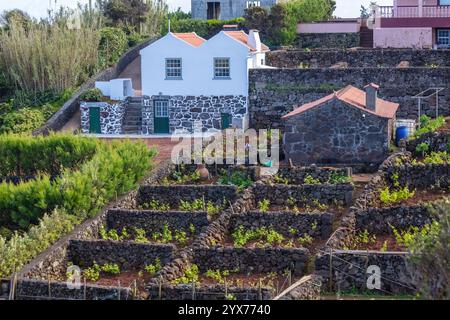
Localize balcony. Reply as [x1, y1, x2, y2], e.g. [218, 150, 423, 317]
[378, 5, 450, 18]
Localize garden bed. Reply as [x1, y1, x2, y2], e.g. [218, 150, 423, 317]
[370, 187, 449, 208]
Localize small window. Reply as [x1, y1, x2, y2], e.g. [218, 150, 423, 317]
[214, 58, 230, 79]
[165, 58, 182, 79]
[154, 100, 169, 117]
[246, 1, 261, 8]
[437, 29, 450, 46]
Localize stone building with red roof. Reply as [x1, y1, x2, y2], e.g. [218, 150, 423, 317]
[282, 83, 399, 167]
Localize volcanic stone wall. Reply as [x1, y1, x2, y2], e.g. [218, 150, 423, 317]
[276, 166, 351, 184]
[106, 209, 209, 235]
[295, 33, 360, 49]
[253, 183, 354, 206]
[136, 185, 238, 207]
[67, 240, 174, 270]
[230, 211, 333, 239]
[384, 163, 450, 189]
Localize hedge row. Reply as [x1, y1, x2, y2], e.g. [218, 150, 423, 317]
[0, 137, 156, 277]
[0, 134, 98, 177]
[0, 136, 156, 230]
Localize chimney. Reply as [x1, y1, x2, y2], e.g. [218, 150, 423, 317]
[364, 83, 379, 111]
[248, 29, 262, 52]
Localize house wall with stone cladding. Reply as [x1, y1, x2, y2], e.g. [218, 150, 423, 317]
[142, 95, 247, 134]
[80, 102, 125, 134]
[283, 99, 391, 166]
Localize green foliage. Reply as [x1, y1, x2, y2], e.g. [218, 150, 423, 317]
[172, 264, 199, 285]
[273, 174, 289, 185]
[328, 171, 350, 184]
[80, 88, 103, 102]
[0, 209, 79, 278]
[0, 108, 44, 134]
[411, 116, 446, 140]
[141, 199, 170, 211]
[174, 230, 188, 245]
[0, 133, 98, 176]
[304, 175, 320, 185]
[144, 258, 162, 276]
[415, 142, 430, 156]
[258, 199, 270, 213]
[179, 199, 204, 212]
[343, 230, 377, 250]
[0, 136, 154, 231]
[101, 263, 120, 275]
[134, 227, 149, 244]
[391, 225, 433, 249]
[204, 269, 235, 284]
[98, 27, 128, 68]
[151, 224, 172, 244]
[423, 152, 450, 165]
[99, 226, 128, 241]
[297, 234, 313, 246]
[165, 18, 245, 39]
[232, 226, 284, 247]
[218, 170, 253, 191]
[379, 186, 415, 206]
[84, 262, 101, 281]
[407, 200, 449, 299]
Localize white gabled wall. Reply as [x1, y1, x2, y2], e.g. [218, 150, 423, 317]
[140, 32, 254, 97]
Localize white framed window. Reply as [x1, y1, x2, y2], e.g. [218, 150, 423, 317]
[246, 1, 261, 8]
[214, 58, 230, 79]
[165, 58, 182, 79]
[154, 100, 169, 117]
[437, 29, 450, 47]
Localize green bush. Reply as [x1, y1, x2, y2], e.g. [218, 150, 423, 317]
[98, 27, 128, 68]
[0, 108, 45, 134]
[0, 136, 156, 230]
[411, 115, 446, 140]
[0, 138, 156, 277]
[0, 134, 98, 176]
[80, 88, 103, 102]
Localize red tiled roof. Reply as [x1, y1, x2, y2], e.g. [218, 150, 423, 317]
[172, 32, 206, 47]
[281, 85, 399, 120]
[224, 31, 270, 52]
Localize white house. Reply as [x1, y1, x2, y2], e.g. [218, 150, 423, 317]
[81, 27, 270, 135]
[139, 28, 270, 134]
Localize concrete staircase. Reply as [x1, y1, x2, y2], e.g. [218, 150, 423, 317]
[360, 26, 374, 48]
[122, 97, 143, 135]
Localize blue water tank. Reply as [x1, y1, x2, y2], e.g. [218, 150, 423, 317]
[396, 126, 409, 145]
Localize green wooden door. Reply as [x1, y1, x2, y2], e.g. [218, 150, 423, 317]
[154, 100, 169, 134]
[221, 113, 232, 129]
[89, 107, 101, 134]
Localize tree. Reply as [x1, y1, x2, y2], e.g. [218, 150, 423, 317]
[0, 9, 31, 30]
[102, 0, 149, 29]
[360, 1, 377, 19]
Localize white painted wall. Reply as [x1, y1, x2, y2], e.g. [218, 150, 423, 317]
[140, 32, 262, 97]
[95, 78, 134, 100]
[373, 27, 433, 49]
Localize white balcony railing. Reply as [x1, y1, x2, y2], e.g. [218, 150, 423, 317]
[378, 5, 450, 18]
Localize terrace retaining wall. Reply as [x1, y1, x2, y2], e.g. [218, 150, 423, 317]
[230, 211, 333, 239]
[253, 183, 354, 206]
[295, 33, 360, 49]
[106, 209, 209, 235]
[267, 49, 450, 68]
[407, 131, 450, 155]
[136, 185, 238, 208]
[67, 240, 174, 270]
[276, 166, 351, 184]
[384, 163, 450, 189]
[193, 247, 310, 276]
[315, 250, 415, 294]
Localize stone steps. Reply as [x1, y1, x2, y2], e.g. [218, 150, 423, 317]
[123, 99, 143, 134]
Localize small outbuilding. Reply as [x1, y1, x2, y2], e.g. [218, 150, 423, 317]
[282, 83, 399, 167]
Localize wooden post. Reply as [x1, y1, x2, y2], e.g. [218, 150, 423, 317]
[133, 280, 137, 298]
[158, 276, 162, 300]
[84, 278, 87, 300]
[224, 278, 228, 297]
[118, 280, 121, 300]
[8, 273, 17, 300]
[191, 280, 196, 300]
[288, 270, 292, 287]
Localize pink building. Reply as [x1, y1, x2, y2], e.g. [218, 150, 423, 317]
[297, 0, 450, 49]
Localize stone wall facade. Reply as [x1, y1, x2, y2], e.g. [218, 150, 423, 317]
[193, 247, 309, 276]
[253, 183, 354, 206]
[142, 95, 248, 134]
[80, 102, 125, 134]
[385, 163, 450, 189]
[14, 279, 132, 300]
[277, 166, 351, 185]
[283, 99, 392, 166]
[267, 49, 450, 69]
[249, 68, 450, 129]
[230, 211, 333, 239]
[295, 33, 360, 49]
[355, 205, 433, 234]
[136, 185, 238, 208]
[315, 250, 415, 294]
[106, 209, 209, 235]
[67, 240, 174, 270]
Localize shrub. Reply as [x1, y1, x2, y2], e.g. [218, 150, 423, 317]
[379, 186, 415, 206]
[415, 142, 430, 157]
[411, 115, 446, 140]
[80, 88, 103, 102]
[304, 175, 320, 185]
[0, 108, 45, 134]
[423, 152, 450, 165]
[98, 27, 128, 68]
